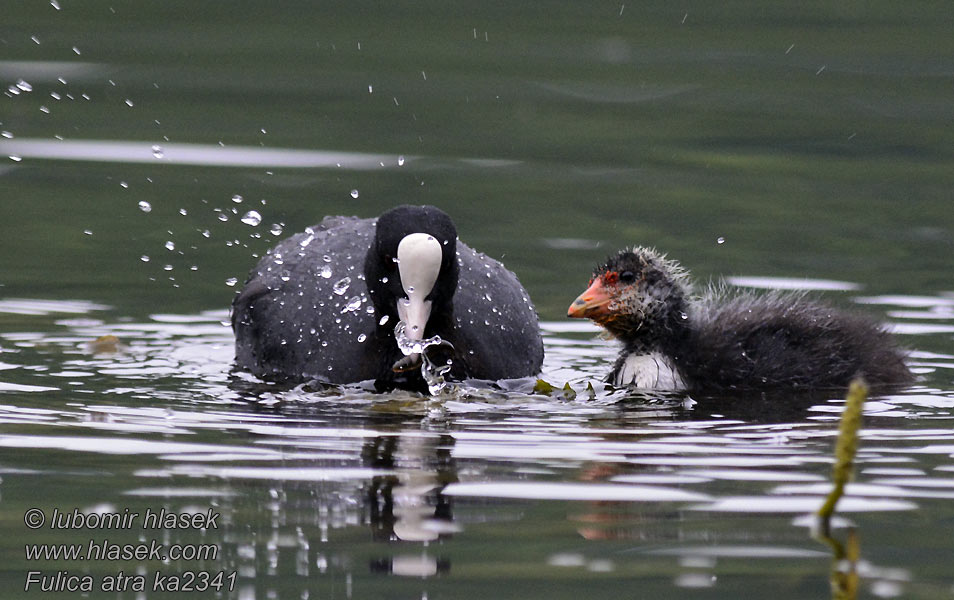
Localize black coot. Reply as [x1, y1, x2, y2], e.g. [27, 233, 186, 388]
[232, 205, 544, 392]
[568, 246, 912, 391]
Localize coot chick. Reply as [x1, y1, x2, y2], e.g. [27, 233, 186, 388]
[567, 247, 912, 391]
[232, 205, 544, 393]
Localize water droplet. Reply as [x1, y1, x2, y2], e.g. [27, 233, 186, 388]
[124, 99, 134, 107]
[9, 156, 22, 162]
[341, 295, 362, 314]
[332, 277, 351, 295]
[201, 230, 210, 238]
[165, 240, 175, 251]
[119, 181, 129, 189]
[350, 189, 359, 199]
[225, 277, 238, 287]
[138, 201, 152, 213]
[320, 265, 332, 279]
[1, 131, 13, 139]
[398, 155, 405, 166]
[679, 311, 689, 320]
[322, 254, 332, 263]
[51, 0, 61, 9]
[72, 46, 80, 55]
[140, 255, 150, 262]
[241, 210, 262, 226]
[381, 276, 389, 284]
[151, 144, 164, 159]
[163, 264, 173, 271]
[368, 84, 373, 93]
[217, 213, 229, 222]
[16, 80, 33, 92]
[357, 333, 367, 343]
[717, 237, 725, 245]
[299, 234, 314, 248]
[231, 194, 243, 203]
[269, 223, 283, 236]
[83, 229, 92, 235]
[31, 35, 40, 44]
[178, 208, 187, 216]
[39, 105, 50, 114]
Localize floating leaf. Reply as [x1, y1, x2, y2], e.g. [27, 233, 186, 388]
[562, 382, 577, 401]
[533, 379, 557, 395]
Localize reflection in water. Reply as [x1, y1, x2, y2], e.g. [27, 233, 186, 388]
[815, 518, 861, 600]
[363, 434, 457, 576]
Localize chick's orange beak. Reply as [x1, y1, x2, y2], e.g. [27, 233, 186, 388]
[567, 277, 612, 319]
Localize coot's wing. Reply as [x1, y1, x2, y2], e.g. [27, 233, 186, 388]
[451, 244, 544, 380]
[232, 216, 385, 383]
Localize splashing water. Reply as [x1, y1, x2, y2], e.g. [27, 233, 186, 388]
[394, 321, 454, 395]
[340, 295, 362, 314]
[421, 347, 454, 396]
[394, 321, 441, 356]
[332, 277, 351, 295]
[240, 210, 261, 226]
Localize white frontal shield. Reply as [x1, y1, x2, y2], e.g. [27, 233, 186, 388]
[396, 233, 443, 348]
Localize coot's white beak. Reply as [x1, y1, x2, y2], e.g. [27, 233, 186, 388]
[395, 233, 443, 365]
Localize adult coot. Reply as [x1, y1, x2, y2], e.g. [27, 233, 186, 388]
[232, 205, 544, 392]
[567, 246, 912, 391]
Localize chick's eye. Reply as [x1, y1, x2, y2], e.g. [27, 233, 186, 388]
[619, 270, 636, 283]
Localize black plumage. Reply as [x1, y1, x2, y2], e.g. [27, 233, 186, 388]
[232, 205, 544, 392]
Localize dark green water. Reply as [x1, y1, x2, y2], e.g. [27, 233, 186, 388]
[2, 2, 953, 598]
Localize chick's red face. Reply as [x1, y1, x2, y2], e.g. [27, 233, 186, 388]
[567, 270, 631, 322]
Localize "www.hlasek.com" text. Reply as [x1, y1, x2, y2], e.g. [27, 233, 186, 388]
[25, 538, 218, 562]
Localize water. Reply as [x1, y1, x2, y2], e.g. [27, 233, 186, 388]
[2, 1, 954, 598]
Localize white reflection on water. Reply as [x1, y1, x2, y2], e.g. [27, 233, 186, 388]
[0, 138, 404, 170]
[0, 297, 110, 315]
[443, 481, 711, 502]
[650, 545, 828, 558]
[726, 276, 862, 292]
[689, 497, 917, 513]
[0, 60, 103, 81]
